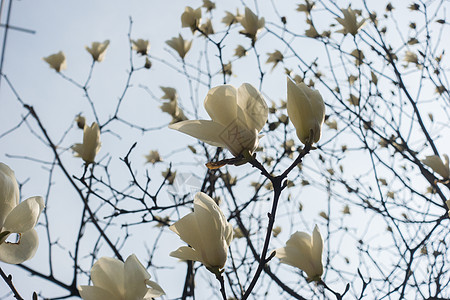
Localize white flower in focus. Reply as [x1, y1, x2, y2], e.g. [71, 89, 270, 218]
[131, 39, 150, 55]
[71, 123, 101, 164]
[85, 40, 110, 62]
[0, 163, 44, 264]
[166, 34, 193, 59]
[170, 192, 233, 274]
[276, 225, 323, 282]
[169, 83, 268, 157]
[43, 51, 67, 72]
[238, 7, 265, 43]
[78, 254, 165, 300]
[421, 155, 449, 179]
[287, 77, 325, 145]
[181, 6, 202, 33]
[335, 7, 365, 36]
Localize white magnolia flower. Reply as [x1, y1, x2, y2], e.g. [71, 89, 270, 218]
[181, 6, 202, 33]
[287, 77, 325, 145]
[145, 150, 162, 165]
[0, 163, 44, 264]
[238, 7, 265, 43]
[170, 192, 233, 274]
[166, 34, 192, 59]
[160, 97, 187, 124]
[276, 225, 323, 282]
[71, 122, 101, 164]
[131, 39, 150, 55]
[43, 51, 67, 72]
[421, 155, 449, 179]
[335, 7, 365, 36]
[266, 50, 284, 70]
[234, 45, 247, 58]
[160, 86, 177, 101]
[222, 9, 240, 26]
[78, 254, 165, 300]
[85, 40, 110, 62]
[169, 83, 268, 157]
[199, 18, 215, 36]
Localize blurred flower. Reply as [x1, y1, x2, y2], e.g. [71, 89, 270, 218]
[199, 18, 215, 36]
[131, 39, 150, 55]
[85, 40, 110, 62]
[421, 155, 449, 178]
[181, 6, 202, 33]
[160, 86, 177, 101]
[0, 163, 44, 264]
[233, 227, 245, 239]
[160, 98, 188, 124]
[371, 71, 378, 85]
[297, 0, 315, 14]
[272, 226, 282, 237]
[234, 45, 247, 58]
[222, 9, 240, 26]
[275, 225, 323, 282]
[170, 192, 233, 275]
[166, 34, 192, 59]
[144, 57, 152, 69]
[238, 7, 265, 44]
[161, 169, 176, 184]
[342, 205, 351, 215]
[347, 94, 359, 106]
[350, 49, 365, 66]
[71, 123, 101, 165]
[145, 150, 162, 164]
[222, 62, 232, 76]
[404, 51, 418, 65]
[202, 0, 215, 12]
[75, 114, 86, 129]
[78, 254, 165, 300]
[336, 7, 365, 35]
[319, 211, 328, 220]
[266, 50, 284, 70]
[325, 119, 337, 130]
[305, 24, 320, 38]
[169, 83, 268, 157]
[43, 51, 66, 72]
[287, 77, 325, 145]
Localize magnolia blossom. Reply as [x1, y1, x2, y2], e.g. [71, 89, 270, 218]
[169, 83, 268, 157]
[276, 225, 323, 282]
[181, 6, 202, 33]
[170, 192, 233, 274]
[350, 49, 365, 66]
[166, 34, 192, 59]
[202, 0, 215, 12]
[75, 114, 86, 129]
[287, 77, 325, 145]
[85, 40, 110, 62]
[234, 45, 247, 58]
[72, 122, 101, 164]
[78, 254, 165, 300]
[404, 51, 418, 65]
[199, 18, 215, 36]
[131, 39, 150, 55]
[305, 24, 320, 38]
[160, 96, 187, 124]
[297, 0, 315, 14]
[336, 7, 365, 36]
[145, 150, 162, 164]
[238, 7, 265, 43]
[421, 155, 449, 179]
[160, 86, 177, 101]
[43, 51, 67, 72]
[0, 163, 44, 264]
[266, 50, 284, 70]
[222, 9, 240, 26]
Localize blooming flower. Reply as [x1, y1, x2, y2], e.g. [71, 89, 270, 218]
[238, 7, 265, 44]
[335, 7, 365, 36]
[71, 122, 101, 164]
[202, 0, 215, 12]
[145, 150, 162, 165]
[160, 96, 187, 124]
[181, 6, 202, 33]
[169, 83, 268, 157]
[131, 39, 150, 55]
[0, 163, 44, 264]
[166, 34, 192, 59]
[421, 155, 449, 179]
[404, 51, 418, 65]
[276, 225, 323, 282]
[222, 9, 240, 26]
[266, 50, 284, 70]
[287, 77, 325, 145]
[169, 192, 233, 275]
[43, 51, 67, 72]
[350, 49, 365, 66]
[85, 40, 110, 62]
[234, 45, 247, 58]
[199, 18, 215, 36]
[78, 254, 165, 300]
[297, 0, 315, 15]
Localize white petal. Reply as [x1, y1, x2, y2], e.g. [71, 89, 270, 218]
[3, 196, 44, 233]
[169, 120, 228, 148]
[124, 254, 150, 300]
[0, 163, 20, 226]
[237, 83, 268, 132]
[170, 246, 202, 262]
[204, 85, 237, 126]
[311, 225, 324, 276]
[0, 229, 39, 264]
[78, 286, 121, 300]
[170, 212, 203, 251]
[144, 279, 166, 298]
[90, 257, 125, 297]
